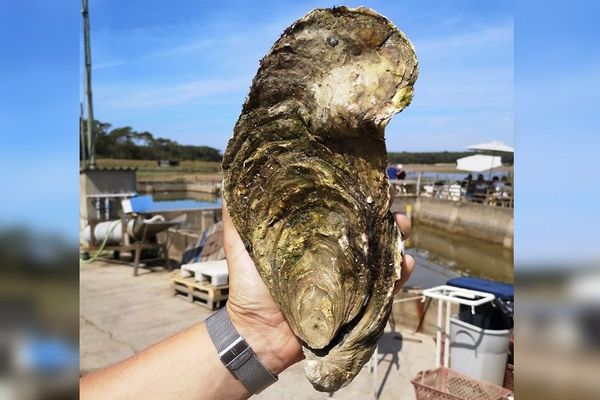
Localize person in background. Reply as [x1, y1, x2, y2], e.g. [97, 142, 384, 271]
[498, 175, 513, 206]
[473, 174, 488, 203]
[386, 163, 398, 180]
[491, 176, 503, 192]
[396, 164, 406, 180]
[462, 173, 473, 187]
[464, 174, 474, 200]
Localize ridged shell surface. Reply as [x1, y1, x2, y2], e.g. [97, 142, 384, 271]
[222, 6, 418, 392]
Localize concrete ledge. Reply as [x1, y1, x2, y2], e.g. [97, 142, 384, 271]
[158, 209, 222, 262]
[414, 198, 513, 248]
[393, 197, 513, 248]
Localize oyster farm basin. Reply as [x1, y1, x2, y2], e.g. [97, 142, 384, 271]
[154, 192, 513, 287]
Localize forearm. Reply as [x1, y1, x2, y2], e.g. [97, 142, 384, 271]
[80, 322, 250, 400]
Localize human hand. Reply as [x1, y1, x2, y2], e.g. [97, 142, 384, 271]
[222, 202, 415, 375]
[223, 202, 304, 375]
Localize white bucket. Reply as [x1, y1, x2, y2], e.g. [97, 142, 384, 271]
[449, 316, 511, 386]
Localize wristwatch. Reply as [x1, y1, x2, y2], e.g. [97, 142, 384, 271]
[205, 308, 278, 394]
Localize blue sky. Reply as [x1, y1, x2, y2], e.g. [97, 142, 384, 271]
[514, 0, 600, 267]
[1, 1, 598, 267]
[0, 1, 79, 238]
[88, 0, 513, 152]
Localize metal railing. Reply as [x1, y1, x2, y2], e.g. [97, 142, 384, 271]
[390, 174, 514, 208]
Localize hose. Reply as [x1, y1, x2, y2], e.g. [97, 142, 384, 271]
[81, 219, 121, 263]
[81, 214, 166, 262]
[127, 214, 166, 241]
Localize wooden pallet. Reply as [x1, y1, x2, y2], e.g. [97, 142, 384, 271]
[171, 271, 229, 310]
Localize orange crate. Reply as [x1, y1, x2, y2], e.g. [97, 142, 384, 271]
[411, 367, 512, 400]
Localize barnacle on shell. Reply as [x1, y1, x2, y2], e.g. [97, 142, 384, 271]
[222, 6, 418, 392]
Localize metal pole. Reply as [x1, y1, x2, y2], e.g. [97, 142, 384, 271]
[487, 151, 495, 181]
[444, 300, 452, 367]
[79, 102, 86, 168]
[82, 0, 96, 169]
[435, 299, 443, 368]
[416, 172, 422, 197]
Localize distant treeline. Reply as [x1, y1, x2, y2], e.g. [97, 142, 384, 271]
[82, 120, 513, 165]
[82, 120, 223, 162]
[0, 227, 78, 278]
[388, 151, 513, 165]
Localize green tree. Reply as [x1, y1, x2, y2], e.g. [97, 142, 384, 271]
[84, 119, 224, 162]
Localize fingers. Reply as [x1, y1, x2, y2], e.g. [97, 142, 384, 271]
[221, 199, 242, 248]
[221, 200, 254, 268]
[394, 254, 415, 294]
[392, 212, 414, 294]
[392, 212, 411, 240]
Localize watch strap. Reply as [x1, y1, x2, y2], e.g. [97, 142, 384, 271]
[206, 308, 278, 394]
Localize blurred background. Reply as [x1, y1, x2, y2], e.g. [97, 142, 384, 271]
[0, 0, 598, 399]
[515, 1, 600, 399]
[0, 1, 79, 399]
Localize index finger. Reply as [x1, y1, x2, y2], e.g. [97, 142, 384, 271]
[392, 212, 411, 240]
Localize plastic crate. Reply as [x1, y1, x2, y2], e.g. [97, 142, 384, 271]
[411, 367, 512, 400]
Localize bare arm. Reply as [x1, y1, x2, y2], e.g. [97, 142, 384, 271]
[80, 205, 414, 399]
[80, 316, 296, 400]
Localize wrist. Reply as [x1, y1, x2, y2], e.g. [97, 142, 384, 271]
[225, 303, 303, 375]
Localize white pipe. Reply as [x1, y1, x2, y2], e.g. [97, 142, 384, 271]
[82, 220, 123, 244]
[435, 299, 443, 368]
[422, 285, 495, 307]
[83, 215, 168, 244]
[127, 215, 166, 240]
[444, 300, 452, 367]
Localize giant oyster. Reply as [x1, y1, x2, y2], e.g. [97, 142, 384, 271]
[222, 6, 418, 392]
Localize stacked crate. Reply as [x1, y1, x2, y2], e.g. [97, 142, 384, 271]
[171, 260, 229, 310]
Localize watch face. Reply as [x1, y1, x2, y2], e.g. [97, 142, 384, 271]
[220, 336, 251, 367]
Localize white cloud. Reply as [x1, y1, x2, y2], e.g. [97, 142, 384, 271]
[96, 78, 248, 109]
[413, 22, 513, 58]
[92, 59, 125, 70]
[410, 22, 513, 109]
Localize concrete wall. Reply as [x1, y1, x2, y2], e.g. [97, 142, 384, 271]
[80, 169, 137, 228]
[158, 209, 222, 232]
[408, 198, 514, 248]
[157, 197, 513, 265]
[156, 208, 222, 263]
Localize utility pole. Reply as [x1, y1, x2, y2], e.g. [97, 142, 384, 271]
[82, 0, 96, 169]
[80, 102, 86, 168]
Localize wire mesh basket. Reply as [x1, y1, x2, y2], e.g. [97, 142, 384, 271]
[411, 367, 513, 400]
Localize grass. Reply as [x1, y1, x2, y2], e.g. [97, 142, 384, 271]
[94, 159, 222, 181]
[91, 159, 513, 181]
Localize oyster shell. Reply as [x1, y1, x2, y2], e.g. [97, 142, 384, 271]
[222, 6, 418, 392]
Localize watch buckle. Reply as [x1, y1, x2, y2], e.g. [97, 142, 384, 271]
[219, 336, 253, 370]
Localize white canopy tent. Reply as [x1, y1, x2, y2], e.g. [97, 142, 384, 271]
[467, 140, 514, 153]
[456, 154, 502, 173]
[466, 140, 513, 179]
